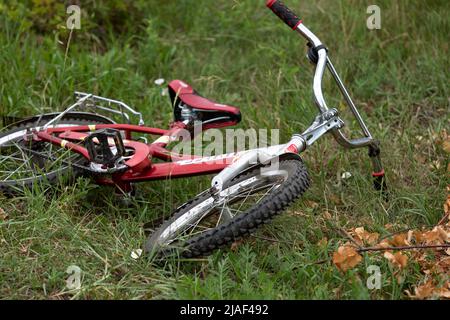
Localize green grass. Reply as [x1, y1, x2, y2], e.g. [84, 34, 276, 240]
[0, 0, 449, 299]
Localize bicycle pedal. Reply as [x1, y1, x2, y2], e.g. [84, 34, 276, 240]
[85, 128, 125, 168]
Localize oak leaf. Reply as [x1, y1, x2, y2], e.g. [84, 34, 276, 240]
[317, 237, 328, 247]
[413, 230, 425, 244]
[435, 287, 450, 299]
[333, 246, 362, 272]
[305, 200, 319, 209]
[422, 226, 449, 244]
[230, 239, 244, 252]
[0, 207, 7, 221]
[406, 280, 435, 299]
[384, 251, 408, 269]
[407, 280, 450, 300]
[442, 139, 450, 154]
[323, 210, 332, 220]
[353, 227, 379, 245]
[390, 233, 409, 247]
[377, 239, 391, 248]
[444, 194, 450, 214]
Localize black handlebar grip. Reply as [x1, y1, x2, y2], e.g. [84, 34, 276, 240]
[266, 0, 302, 30]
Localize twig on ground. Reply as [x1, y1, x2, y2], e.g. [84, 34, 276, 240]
[312, 258, 329, 265]
[437, 212, 449, 225]
[334, 227, 362, 249]
[357, 243, 450, 253]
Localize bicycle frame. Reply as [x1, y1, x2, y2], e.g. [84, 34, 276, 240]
[29, 2, 385, 194]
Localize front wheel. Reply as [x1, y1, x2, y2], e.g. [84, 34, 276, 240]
[145, 159, 310, 258]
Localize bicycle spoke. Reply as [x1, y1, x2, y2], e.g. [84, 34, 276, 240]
[219, 205, 234, 223]
[255, 182, 278, 204]
[3, 161, 29, 181]
[234, 183, 257, 214]
[0, 151, 22, 164]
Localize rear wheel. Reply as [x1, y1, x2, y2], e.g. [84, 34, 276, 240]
[0, 113, 114, 196]
[145, 159, 310, 258]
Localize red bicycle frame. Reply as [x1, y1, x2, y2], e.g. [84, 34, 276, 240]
[34, 120, 238, 190]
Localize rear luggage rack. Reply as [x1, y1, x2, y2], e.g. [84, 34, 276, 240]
[42, 92, 144, 130]
[74, 91, 144, 126]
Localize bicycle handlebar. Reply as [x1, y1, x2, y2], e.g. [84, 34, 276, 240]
[266, 0, 302, 30]
[266, 1, 376, 150]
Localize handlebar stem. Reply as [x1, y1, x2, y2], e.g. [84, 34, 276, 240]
[294, 23, 374, 148]
[295, 24, 331, 114]
[295, 23, 322, 48]
[312, 49, 329, 114]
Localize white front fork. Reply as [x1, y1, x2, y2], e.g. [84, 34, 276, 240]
[211, 135, 306, 191]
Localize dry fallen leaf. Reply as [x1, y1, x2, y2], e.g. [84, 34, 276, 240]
[230, 239, 244, 252]
[353, 227, 379, 245]
[437, 226, 450, 242]
[422, 226, 449, 245]
[428, 256, 450, 275]
[406, 280, 435, 299]
[0, 207, 7, 221]
[329, 194, 341, 205]
[413, 230, 425, 244]
[384, 251, 408, 269]
[291, 210, 308, 217]
[19, 243, 29, 254]
[407, 280, 450, 300]
[317, 237, 328, 247]
[435, 287, 450, 299]
[333, 246, 362, 272]
[442, 139, 450, 154]
[390, 233, 410, 247]
[377, 239, 391, 248]
[305, 200, 319, 209]
[323, 210, 332, 220]
[444, 194, 450, 215]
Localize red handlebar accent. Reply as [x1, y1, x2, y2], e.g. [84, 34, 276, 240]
[266, 0, 302, 30]
[372, 169, 385, 177]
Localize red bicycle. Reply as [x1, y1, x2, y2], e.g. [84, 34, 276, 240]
[0, 1, 386, 258]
